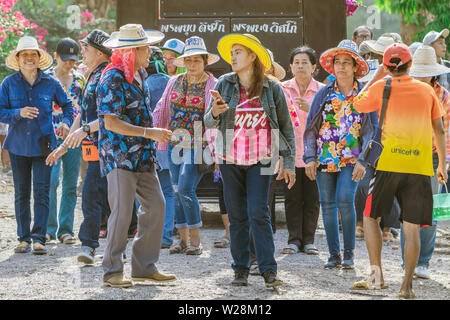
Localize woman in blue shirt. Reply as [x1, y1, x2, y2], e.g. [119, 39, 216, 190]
[0, 36, 74, 255]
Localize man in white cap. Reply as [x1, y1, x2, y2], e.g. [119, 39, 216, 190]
[96, 24, 175, 288]
[423, 29, 450, 90]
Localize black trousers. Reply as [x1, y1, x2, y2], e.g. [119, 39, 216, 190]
[283, 167, 320, 249]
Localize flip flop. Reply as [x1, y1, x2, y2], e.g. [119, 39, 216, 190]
[282, 243, 299, 254]
[350, 280, 389, 290]
[304, 244, 319, 255]
[14, 241, 31, 253]
[214, 237, 230, 248]
[59, 234, 76, 244]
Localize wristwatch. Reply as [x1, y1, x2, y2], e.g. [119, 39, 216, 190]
[82, 124, 91, 135]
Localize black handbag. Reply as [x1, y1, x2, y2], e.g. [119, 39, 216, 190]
[362, 76, 392, 168]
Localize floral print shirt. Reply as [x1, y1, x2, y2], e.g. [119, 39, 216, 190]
[168, 75, 207, 148]
[97, 68, 156, 176]
[48, 68, 85, 141]
[316, 81, 361, 172]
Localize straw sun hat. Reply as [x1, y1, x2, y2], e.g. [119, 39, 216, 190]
[409, 45, 450, 78]
[173, 36, 220, 67]
[5, 36, 53, 71]
[217, 33, 272, 71]
[267, 49, 286, 81]
[103, 24, 165, 49]
[365, 36, 395, 56]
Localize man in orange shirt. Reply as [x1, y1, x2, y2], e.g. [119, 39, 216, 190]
[352, 43, 448, 299]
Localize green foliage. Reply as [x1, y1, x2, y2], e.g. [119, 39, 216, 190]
[373, 0, 450, 44]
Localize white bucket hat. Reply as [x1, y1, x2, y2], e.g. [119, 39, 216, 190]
[365, 36, 395, 55]
[409, 45, 450, 78]
[267, 49, 286, 81]
[103, 24, 165, 49]
[5, 36, 53, 71]
[423, 29, 449, 46]
[173, 36, 220, 67]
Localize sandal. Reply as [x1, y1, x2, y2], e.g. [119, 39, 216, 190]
[350, 280, 389, 290]
[15, 241, 31, 253]
[304, 244, 319, 255]
[185, 243, 203, 255]
[45, 234, 55, 242]
[59, 234, 76, 245]
[99, 229, 107, 238]
[32, 242, 47, 255]
[282, 243, 299, 254]
[214, 236, 230, 248]
[356, 226, 364, 239]
[169, 240, 187, 254]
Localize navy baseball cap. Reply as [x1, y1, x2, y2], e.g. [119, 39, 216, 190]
[56, 38, 80, 61]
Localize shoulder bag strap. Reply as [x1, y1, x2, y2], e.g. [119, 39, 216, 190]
[378, 76, 392, 130]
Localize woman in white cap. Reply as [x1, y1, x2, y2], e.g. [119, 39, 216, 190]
[0, 36, 74, 255]
[399, 44, 450, 280]
[423, 29, 449, 90]
[46, 37, 85, 245]
[161, 38, 187, 76]
[154, 36, 219, 256]
[280, 46, 323, 256]
[304, 40, 377, 269]
[205, 33, 296, 288]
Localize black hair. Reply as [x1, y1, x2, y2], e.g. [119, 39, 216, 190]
[431, 76, 438, 86]
[146, 46, 168, 75]
[386, 58, 410, 74]
[353, 25, 373, 39]
[289, 46, 317, 65]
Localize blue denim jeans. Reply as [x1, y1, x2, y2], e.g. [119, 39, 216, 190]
[157, 168, 175, 246]
[168, 145, 203, 229]
[78, 161, 110, 249]
[9, 152, 52, 245]
[316, 166, 358, 255]
[47, 146, 81, 239]
[219, 162, 276, 274]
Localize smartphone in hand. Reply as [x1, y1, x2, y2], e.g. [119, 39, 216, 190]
[210, 90, 224, 104]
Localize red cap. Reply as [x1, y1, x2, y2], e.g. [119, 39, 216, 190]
[383, 43, 412, 68]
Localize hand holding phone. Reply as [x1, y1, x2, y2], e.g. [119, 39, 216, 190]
[210, 90, 228, 118]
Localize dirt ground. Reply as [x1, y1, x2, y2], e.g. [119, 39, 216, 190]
[0, 169, 449, 300]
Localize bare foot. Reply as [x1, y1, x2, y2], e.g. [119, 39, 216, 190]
[399, 279, 415, 299]
[399, 287, 416, 299]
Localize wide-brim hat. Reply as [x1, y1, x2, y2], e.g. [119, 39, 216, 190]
[162, 38, 185, 55]
[5, 36, 53, 71]
[173, 36, 220, 67]
[359, 59, 379, 83]
[409, 45, 450, 78]
[365, 36, 395, 55]
[217, 33, 272, 71]
[267, 49, 286, 81]
[319, 40, 369, 79]
[103, 24, 165, 49]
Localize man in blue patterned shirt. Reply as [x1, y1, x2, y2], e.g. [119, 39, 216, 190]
[97, 24, 175, 288]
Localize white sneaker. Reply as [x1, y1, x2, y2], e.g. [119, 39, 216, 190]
[414, 266, 430, 279]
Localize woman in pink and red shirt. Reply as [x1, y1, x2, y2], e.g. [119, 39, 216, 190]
[205, 34, 296, 288]
[280, 46, 324, 255]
